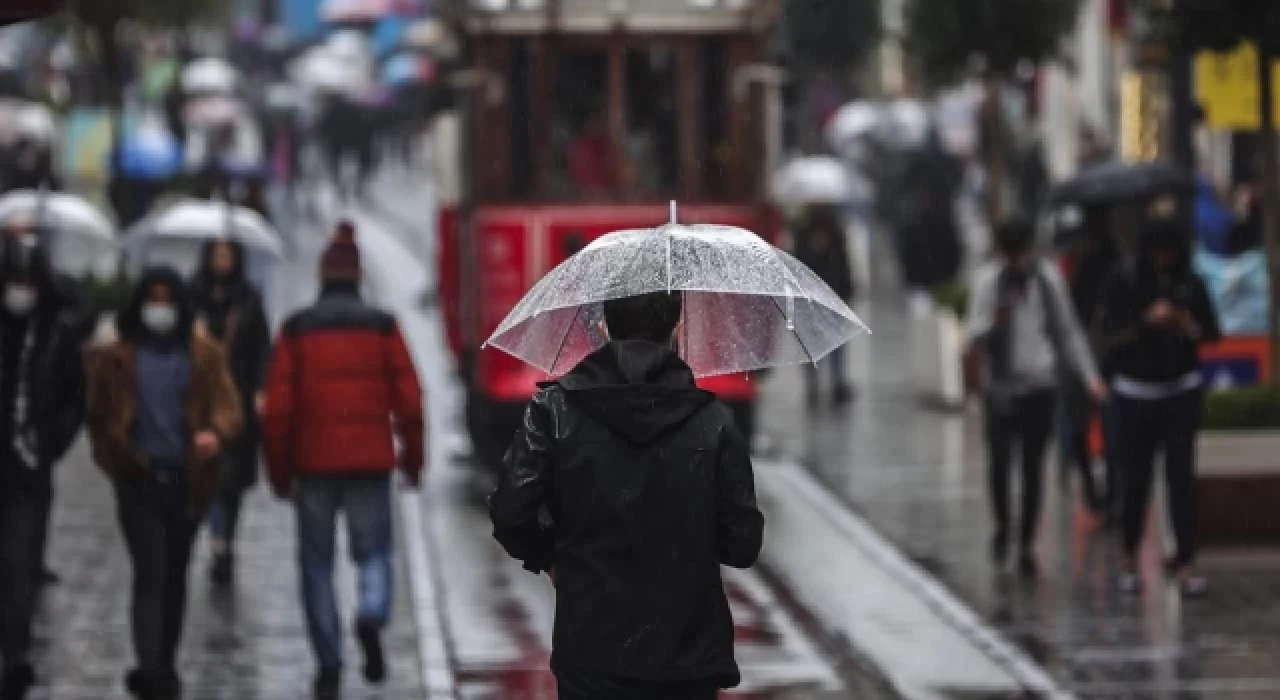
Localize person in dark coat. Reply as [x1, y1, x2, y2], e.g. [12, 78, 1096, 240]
[190, 240, 271, 587]
[490, 290, 765, 700]
[893, 134, 964, 295]
[0, 227, 95, 700]
[1097, 219, 1221, 598]
[792, 205, 855, 404]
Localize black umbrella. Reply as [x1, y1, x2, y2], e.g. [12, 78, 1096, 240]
[1049, 160, 1192, 206]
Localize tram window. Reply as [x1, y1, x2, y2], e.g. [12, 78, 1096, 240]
[555, 49, 612, 199]
[509, 39, 534, 198]
[702, 39, 729, 199]
[625, 45, 679, 198]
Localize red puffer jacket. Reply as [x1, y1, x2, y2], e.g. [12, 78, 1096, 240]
[263, 288, 424, 495]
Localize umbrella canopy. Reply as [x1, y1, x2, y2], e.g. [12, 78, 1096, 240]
[127, 200, 283, 259]
[0, 190, 119, 276]
[291, 48, 371, 94]
[486, 215, 869, 378]
[0, 101, 56, 144]
[116, 121, 184, 180]
[772, 156, 861, 205]
[825, 101, 880, 159]
[322, 0, 416, 23]
[1049, 160, 1192, 207]
[404, 18, 458, 58]
[0, 191, 115, 242]
[181, 58, 239, 94]
[880, 99, 931, 150]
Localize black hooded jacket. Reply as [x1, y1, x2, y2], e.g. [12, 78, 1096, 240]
[1097, 223, 1221, 385]
[0, 239, 96, 478]
[490, 340, 764, 688]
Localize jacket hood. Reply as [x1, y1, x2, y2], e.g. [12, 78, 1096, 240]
[553, 340, 714, 447]
[1137, 219, 1192, 275]
[118, 266, 196, 344]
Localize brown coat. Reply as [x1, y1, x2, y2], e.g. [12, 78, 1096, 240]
[85, 331, 244, 514]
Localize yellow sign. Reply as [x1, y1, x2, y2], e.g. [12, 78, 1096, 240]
[1196, 43, 1280, 130]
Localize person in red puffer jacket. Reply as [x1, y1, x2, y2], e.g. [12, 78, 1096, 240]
[262, 220, 425, 700]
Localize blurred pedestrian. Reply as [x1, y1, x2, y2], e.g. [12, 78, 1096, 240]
[262, 221, 425, 700]
[1096, 219, 1221, 597]
[490, 290, 765, 700]
[85, 268, 242, 700]
[190, 241, 271, 588]
[792, 205, 856, 405]
[965, 219, 1106, 577]
[0, 228, 95, 700]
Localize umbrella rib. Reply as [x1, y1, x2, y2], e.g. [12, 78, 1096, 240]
[770, 296, 816, 366]
[547, 305, 584, 377]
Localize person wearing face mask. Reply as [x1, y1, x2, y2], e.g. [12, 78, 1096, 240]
[189, 240, 271, 588]
[85, 267, 242, 700]
[0, 232, 95, 700]
[965, 219, 1108, 578]
[1096, 219, 1221, 597]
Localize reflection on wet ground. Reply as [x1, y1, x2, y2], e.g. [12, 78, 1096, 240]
[761, 298, 1280, 699]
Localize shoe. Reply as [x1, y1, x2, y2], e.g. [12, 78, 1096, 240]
[313, 668, 342, 700]
[1118, 571, 1142, 595]
[356, 620, 387, 684]
[210, 552, 234, 588]
[990, 532, 1009, 567]
[125, 669, 146, 697]
[1, 664, 35, 700]
[1180, 574, 1209, 598]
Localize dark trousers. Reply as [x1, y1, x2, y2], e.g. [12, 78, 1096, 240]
[115, 474, 200, 677]
[985, 390, 1056, 550]
[1116, 390, 1203, 567]
[1058, 381, 1104, 510]
[554, 668, 717, 700]
[0, 475, 50, 667]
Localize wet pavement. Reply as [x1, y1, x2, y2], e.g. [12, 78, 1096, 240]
[759, 296, 1280, 699]
[30, 443, 426, 699]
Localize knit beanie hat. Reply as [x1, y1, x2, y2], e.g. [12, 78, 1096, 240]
[320, 220, 361, 281]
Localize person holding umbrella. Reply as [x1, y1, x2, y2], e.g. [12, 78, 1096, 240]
[190, 240, 271, 588]
[0, 223, 95, 700]
[791, 204, 856, 405]
[486, 212, 867, 699]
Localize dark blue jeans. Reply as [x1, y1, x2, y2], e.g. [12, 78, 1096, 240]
[295, 476, 394, 671]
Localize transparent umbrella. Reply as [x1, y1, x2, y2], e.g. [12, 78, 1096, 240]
[486, 206, 870, 378]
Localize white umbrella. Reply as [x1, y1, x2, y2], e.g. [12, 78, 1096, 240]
[486, 207, 870, 378]
[181, 58, 239, 94]
[772, 156, 854, 205]
[128, 200, 283, 259]
[0, 191, 119, 276]
[0, 191, 115, 242]
[9, 102, 56, 143]
[881, 99, 931, 150]
[291, 49, 371, 94]
[825, 101, 881, 159]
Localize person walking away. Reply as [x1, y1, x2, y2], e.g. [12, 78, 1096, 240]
[0, 233, 95, 700]
[85, 267, 242, 700]
[262, 222, 425, 700]
[190, 241, 271, 587]
[1095, 219, 1220, 597]
[792, 205, 856, 405]
[965, 219, 1107, 576]
[490, 290, 765, 700]
[1060, 209, 1120, 515]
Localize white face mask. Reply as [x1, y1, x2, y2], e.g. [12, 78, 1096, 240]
[4, 285, 37, 316]
[141, 303, 178, 335]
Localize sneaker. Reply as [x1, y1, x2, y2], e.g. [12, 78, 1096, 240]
[1, 664, 35, 700]
[313, 668, 341, 700]
[356, 620, 387, 684]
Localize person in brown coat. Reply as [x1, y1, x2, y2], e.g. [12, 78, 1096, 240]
[85, 267, 242, 700]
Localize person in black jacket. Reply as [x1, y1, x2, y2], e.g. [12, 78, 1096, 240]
[190, 240, 271, 588]
[792, 205, 856, 405]
[1097, 219, 1221, 597]
[490, 290, 765, 700]
[0, 227, 96, 700]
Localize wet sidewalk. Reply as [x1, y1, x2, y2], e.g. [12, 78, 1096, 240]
[29, 443, 426, 700]
[758, 297, 1280, 699]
